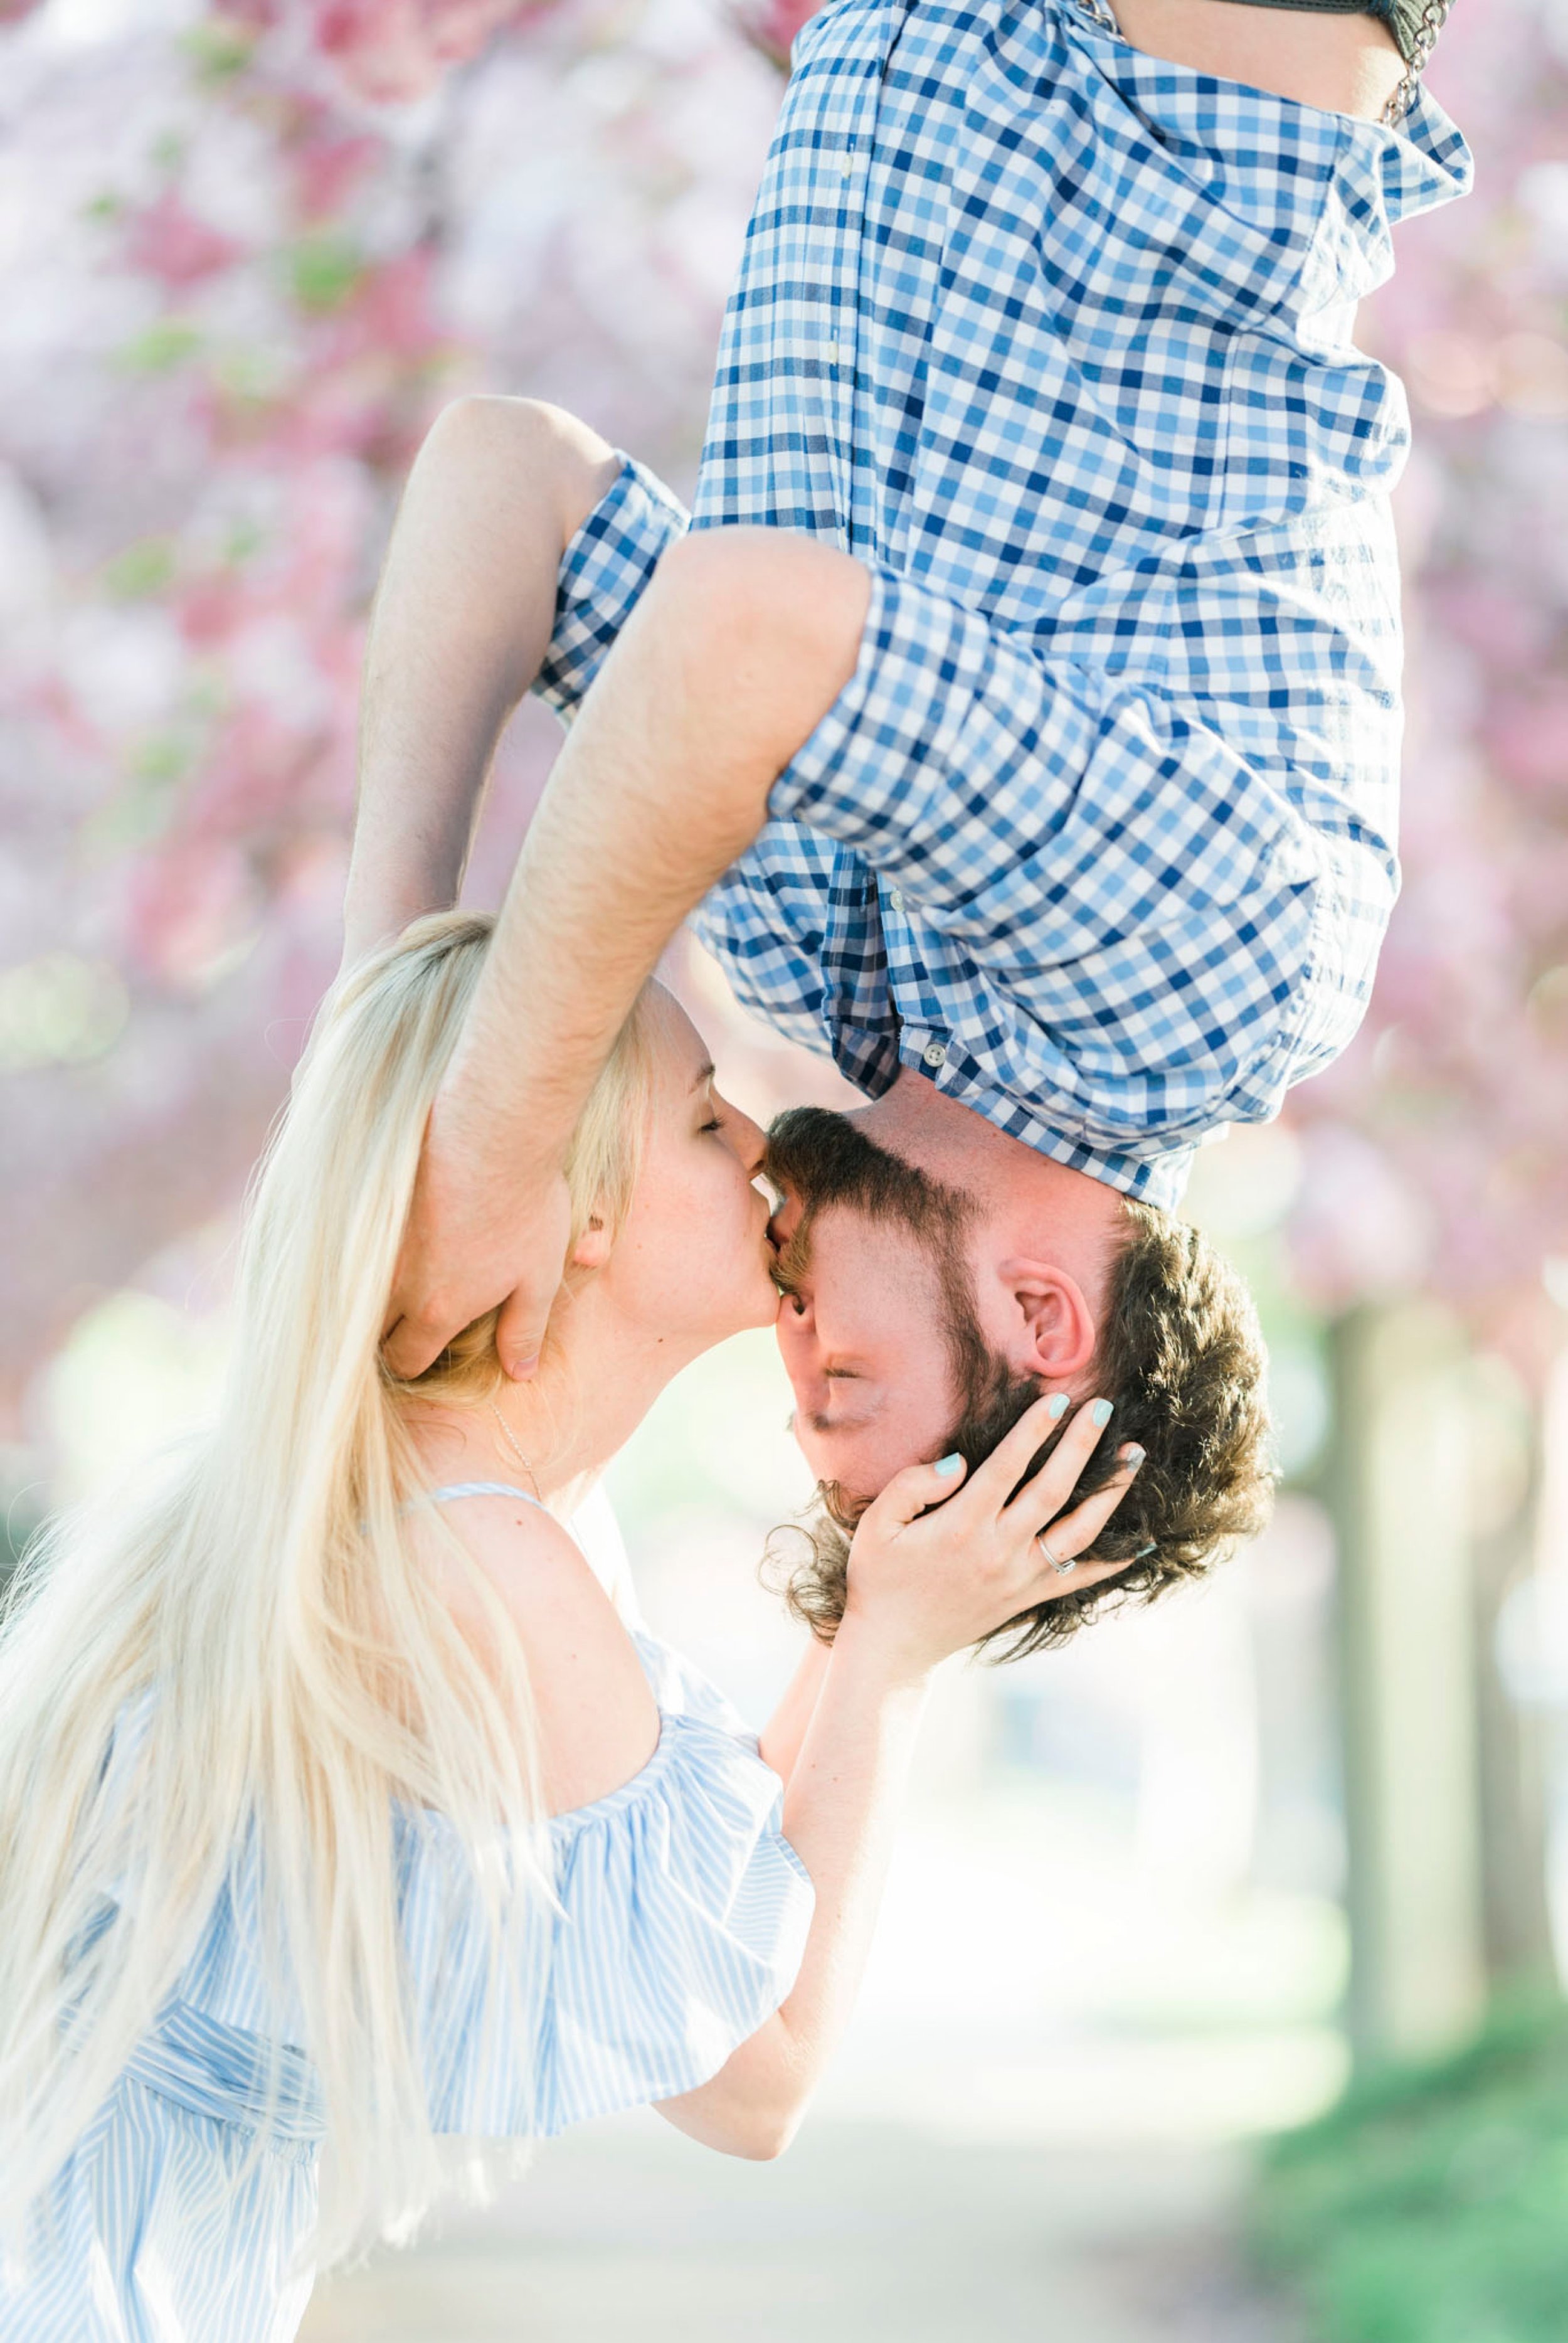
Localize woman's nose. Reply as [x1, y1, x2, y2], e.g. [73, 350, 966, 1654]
[729, 1105, 768, 1175]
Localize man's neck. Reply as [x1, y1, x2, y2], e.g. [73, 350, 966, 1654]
[850, 1070, 1128, 1275]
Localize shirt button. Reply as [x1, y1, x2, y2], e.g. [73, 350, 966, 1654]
[827, 340, 840, 366]
[888, 888, 904, 911]
[922, 1041, 948, 1069]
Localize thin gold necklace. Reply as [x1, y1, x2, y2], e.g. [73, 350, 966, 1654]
[487, 1400, 543, 1501]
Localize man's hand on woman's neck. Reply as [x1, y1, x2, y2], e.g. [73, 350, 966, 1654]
[408, 1287, 706, 1505]
[354, 391, 872, 1378]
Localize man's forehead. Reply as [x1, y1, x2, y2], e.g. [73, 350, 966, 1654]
[764, 1107, 972, 1225]
[781, 1195, 948, 1287]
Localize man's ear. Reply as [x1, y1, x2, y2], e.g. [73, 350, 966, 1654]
[569, 1211, 612, 1272]
[997, 1257, 1098, 1380]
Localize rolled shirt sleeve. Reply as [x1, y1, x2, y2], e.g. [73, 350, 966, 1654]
[534, 455, 690, 723]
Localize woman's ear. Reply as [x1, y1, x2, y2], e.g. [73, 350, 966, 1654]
[569, 1211, 612, 1272]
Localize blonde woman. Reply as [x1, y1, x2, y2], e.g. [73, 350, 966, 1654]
[0, 911, 1135, 2343]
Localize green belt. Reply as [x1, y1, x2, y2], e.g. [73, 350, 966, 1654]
[1202, 0, 1443, 72]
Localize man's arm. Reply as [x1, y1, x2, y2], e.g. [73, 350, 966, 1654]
[341, 396, 623, 970]
[381, 525, 872, 1380]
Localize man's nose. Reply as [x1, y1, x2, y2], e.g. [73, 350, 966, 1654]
[774, 1278, 815, 1349]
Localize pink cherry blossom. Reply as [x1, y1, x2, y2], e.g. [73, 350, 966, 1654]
[728, 0, 819, 71]
[309, 0, 546, 101]
[124, 193, 246, 290]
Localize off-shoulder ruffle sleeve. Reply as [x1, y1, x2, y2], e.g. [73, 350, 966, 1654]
[415, 1635, 813, 2138]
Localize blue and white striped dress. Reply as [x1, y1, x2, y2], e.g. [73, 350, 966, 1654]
[1, 1487, 814, 2343]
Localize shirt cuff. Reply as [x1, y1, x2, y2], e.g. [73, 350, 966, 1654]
[534, 455, 690, 721]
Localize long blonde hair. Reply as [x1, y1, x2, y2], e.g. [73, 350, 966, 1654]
[0, 911, 654, 2263]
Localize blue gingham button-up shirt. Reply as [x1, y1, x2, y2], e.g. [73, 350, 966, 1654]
[540, 0, 1471, 1208]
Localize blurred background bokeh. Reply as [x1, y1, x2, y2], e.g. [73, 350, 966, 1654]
[5, 0, 1568, 2335]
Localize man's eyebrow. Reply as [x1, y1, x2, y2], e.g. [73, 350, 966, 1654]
[689, 1060, 717, 1093]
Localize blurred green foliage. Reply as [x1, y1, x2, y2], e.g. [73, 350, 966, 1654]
[286, 233, 364, 313]
[117, 320, 202, 375]
[1252, 1997, 1568, 2343]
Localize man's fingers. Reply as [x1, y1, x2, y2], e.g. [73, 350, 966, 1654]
[381, 1270, 561, 1384]
[495, 1288, 552, 1383]
[381, 1312, 450, 1383]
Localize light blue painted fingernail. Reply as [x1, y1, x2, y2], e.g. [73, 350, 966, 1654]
[1091, 1398, 1115, 1427]
[934, 1453, 964, 1477]
[1047, 1393, 1069, 1420]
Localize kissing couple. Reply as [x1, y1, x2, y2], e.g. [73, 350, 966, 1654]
[0, 3, 1465, 2336]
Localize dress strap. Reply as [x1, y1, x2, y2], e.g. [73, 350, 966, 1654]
[421, 1481, 549, 1512]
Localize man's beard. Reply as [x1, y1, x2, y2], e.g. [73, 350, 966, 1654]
[761, 1130, 1155, 1654]
[763, 1107, 1046, 1544]
[763, 1105, 998, 1408]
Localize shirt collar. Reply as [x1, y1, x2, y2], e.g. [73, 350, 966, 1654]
[1059, 3, 1473, 311]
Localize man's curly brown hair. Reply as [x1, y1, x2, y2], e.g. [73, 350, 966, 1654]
[770, 1194, 1278, 1662]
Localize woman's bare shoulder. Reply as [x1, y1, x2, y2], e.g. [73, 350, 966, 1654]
[411, 1492, 660, 1814]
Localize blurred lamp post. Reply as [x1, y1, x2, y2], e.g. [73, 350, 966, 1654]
[1330, 1303, 1553, 2068]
